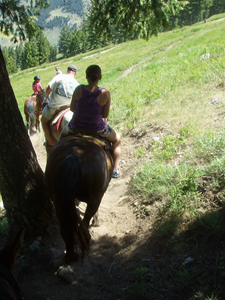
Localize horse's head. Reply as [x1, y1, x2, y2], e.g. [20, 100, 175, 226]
[36, 88, 49, 112]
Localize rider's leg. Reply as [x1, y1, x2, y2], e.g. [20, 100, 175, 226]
[41, 115, 56, 146]
[59, 123, 70, 140]
[105, 129, 121, 172]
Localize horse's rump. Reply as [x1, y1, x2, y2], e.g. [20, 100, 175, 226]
[46, 136, 113, 201]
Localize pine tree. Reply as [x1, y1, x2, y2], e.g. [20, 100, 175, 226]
[87, 0, 188, 40]
[58, 26, 72, 57]
[49, 45, 57, 62]
[15, 44, 24, 71]
[36, 30, 51, 64]
[21, 41, 39, 69]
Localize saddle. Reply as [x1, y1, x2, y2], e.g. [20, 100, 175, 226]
[69, 129, 113, 154]
[51, 108, 71, 131]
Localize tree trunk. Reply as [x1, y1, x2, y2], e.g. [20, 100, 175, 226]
[0, 48, 55, 236]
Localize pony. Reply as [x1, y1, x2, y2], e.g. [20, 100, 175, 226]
[45, 135, 113, 264]
[0, 228, 25, 300]
[24, 89, 48, 135]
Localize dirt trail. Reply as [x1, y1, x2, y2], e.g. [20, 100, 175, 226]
[18, 129, 152, 300]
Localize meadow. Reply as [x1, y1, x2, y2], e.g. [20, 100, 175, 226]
[10, 13, 225, 224]
[8, 13, 225, 298]
[9, 12, 225, 208]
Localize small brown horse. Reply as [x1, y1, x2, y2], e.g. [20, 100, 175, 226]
[24, 95, 40, 134]
[45, 135, 113, 264]
[0, 228, 25, 300]
[24, 90, 48, 135]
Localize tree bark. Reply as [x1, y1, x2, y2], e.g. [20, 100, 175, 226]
[0, 48, 55, 236]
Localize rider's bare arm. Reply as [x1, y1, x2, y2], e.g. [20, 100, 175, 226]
[101, 90, 111, 119]
[70, 86, 82, 112]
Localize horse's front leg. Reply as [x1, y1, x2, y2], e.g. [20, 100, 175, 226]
[92, 210, 99, 227]
[35, 113, 40, 132]
[37, 119, 40, 132]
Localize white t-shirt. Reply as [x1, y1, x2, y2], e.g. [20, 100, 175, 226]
[48, 74, 79, 108]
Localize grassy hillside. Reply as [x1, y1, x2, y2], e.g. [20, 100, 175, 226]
[11, 13, 225, 131]
[8, 13, 225, 298]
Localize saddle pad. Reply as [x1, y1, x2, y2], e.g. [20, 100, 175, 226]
[51, 108, 72, 131]
[74, 134, 113, 153]
[52, 108, 70, 125]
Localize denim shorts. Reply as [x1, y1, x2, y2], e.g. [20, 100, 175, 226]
[97, 123, 113, 137]
[42, 104, 57, 120]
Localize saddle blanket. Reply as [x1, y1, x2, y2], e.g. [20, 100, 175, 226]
[51, 108, 73, 131]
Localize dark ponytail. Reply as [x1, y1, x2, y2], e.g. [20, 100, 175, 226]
[86, 65, 101, 83]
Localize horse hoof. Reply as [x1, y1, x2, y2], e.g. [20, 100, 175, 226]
[57, 265, 75, 283]
[91, 220, 100, 227]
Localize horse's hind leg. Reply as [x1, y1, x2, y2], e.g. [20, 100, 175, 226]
[61, 229, 79, 264]
[27, 122, 30, 134]
[82, 195, 103, 228]
[56, 198, 81, 264]
[25, 114, 30, 134]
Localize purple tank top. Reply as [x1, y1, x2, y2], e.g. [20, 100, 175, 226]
[69, 85, 105, 131]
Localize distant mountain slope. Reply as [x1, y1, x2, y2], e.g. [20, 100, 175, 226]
[0, 0, 90, 47]
[37, 0, 90, 45]
[37, 0, 89, 28]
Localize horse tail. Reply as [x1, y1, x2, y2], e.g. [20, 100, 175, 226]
[26, 100, 36, 127]
[48, 153, 91, 261]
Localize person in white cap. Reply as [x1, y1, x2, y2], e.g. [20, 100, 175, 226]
[41, 65, 79, 146]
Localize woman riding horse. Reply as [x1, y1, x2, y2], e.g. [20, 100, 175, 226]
[24, 75, 43, 134]
[24, 89, 46, 134]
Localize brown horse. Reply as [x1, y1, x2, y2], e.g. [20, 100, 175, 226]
[24, 90, 48, 135]
[45, 135, 113, 264]
[24, 95, 40, 134]
[0, 228, 25, 300]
